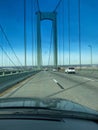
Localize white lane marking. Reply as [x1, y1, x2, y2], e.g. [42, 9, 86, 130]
[83, 77, 95, 82]
[53, 79, 64, 89]
[53, 79, 58, 83]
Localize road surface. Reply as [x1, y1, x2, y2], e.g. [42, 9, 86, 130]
[0, 71, 98, 111]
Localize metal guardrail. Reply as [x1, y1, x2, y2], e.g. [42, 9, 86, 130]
[0, 70, 40, 93]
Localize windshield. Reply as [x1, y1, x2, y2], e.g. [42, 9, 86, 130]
[0, 0, 98, 116]
[68, 68, 75, 70]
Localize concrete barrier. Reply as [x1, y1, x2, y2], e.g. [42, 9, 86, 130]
[0, 70, 40, 93]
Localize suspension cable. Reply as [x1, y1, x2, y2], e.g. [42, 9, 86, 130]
[30, 0, 38, 66]
[0, 31, 3, 67]
[32, 0, 38, 12]
[0, 24, 24, 69]
[62, 0, 65, 66]
[24, 0, 27, 67]
[78, 0, 81, 69]
[68, 0, 70, 65]
[53, 0, 63, 12]
[37, 0, 40, 12]
[48, 24, 53, 66]
[58, 4, 62, 66]
[31, 0, 34, 66]
[0, 44, 19, 69]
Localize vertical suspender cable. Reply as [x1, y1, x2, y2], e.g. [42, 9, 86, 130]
[24, 0, 27, 67]
[68, 0, 70, 65]
[34, 14, 37, 66]
[59, 10, 62, 66]
[2, 45, 3, 67]
[48, 24, 53, 66]
[53, 0, 63, 66]
[0, 32, 3, 67]
[58, 10, 61, 66]
[33, 0, 37, 66]
[62, 0, 65, 66]
[78, 0, 81, 69]
[31, 0, 34, 67]
[31, 0, 37, 67]
[37, 0, 40, 12]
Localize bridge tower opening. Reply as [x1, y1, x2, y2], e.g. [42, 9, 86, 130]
[36, 12, 57, 68]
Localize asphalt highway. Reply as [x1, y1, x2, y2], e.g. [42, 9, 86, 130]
[1, 71, 98, 111]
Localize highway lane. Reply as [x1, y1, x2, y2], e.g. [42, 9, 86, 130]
[48, 71, 98, 111]
[75, 70, 98, 79]
[0, 71, 98, 111]
[1, 71, 61, 98]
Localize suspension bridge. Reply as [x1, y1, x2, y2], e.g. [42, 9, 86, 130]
[0, 0, 98, 111]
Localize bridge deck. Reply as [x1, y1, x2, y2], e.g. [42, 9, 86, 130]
[1, 71, 98, 111]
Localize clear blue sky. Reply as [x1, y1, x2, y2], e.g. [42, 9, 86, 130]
[0, 0, 98, 66]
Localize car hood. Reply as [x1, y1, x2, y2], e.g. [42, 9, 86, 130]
[0, 97, 98, 115]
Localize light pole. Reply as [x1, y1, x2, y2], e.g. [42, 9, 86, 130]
[88, 45, 92, 66]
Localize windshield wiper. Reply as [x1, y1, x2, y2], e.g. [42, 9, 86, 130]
[0, 106, 62, 115]
[0, 106, 98, 121]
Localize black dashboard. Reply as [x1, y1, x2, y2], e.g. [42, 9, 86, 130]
[0, 118, 98, 130]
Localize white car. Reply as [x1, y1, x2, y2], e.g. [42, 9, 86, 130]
[65, 67, 75, 74]
[52, 69, 57, 72]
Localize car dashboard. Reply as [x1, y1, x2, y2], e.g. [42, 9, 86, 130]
[0, 117, 98, 130]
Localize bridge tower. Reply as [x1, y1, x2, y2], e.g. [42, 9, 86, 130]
[36, 12, 57, 68]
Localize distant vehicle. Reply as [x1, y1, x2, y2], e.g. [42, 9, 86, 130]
[52, 68, 57, 72]
[44, 68, 48, 71]
[65, 67, 75, 74]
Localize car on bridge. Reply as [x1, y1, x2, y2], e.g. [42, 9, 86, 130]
[65, 67, 75, 74]
[52, 68, 57, 72]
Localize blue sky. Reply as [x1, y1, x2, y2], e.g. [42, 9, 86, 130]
[0, 0, 98, 66]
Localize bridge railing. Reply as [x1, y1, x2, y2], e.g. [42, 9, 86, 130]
[0, 70, 40, 94]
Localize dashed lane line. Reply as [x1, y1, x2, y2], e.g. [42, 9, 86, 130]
[53, 79, 64, 89]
